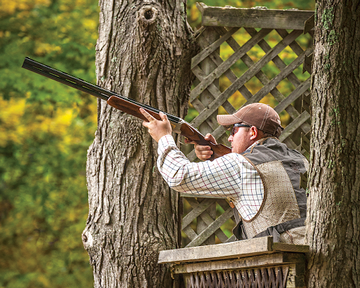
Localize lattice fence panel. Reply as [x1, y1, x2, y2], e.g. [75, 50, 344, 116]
[181, 197, 237, 247]
[181, 4, 314, 248]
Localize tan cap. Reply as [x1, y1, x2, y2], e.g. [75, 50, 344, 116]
[217, 103, 283, 137]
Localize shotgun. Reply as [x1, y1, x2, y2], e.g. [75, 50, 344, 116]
[22, 57, 231, 159]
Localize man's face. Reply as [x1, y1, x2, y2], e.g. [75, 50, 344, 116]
[228, 124, 253, 154]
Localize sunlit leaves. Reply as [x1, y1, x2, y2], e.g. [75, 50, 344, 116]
[0, 0, 51, 16]
[0, 0, 98, 286]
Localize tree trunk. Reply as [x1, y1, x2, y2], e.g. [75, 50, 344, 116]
[307, 0, 360, 286]
[82, 0, 196, 287]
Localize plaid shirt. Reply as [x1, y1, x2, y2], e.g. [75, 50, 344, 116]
[157, 135, 264, 220]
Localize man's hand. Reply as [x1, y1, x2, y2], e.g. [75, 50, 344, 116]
[186, 133, 217, 161]
[140, 108, 172, 143]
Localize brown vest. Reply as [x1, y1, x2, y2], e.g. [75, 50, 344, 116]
[238, 138, 308, 240]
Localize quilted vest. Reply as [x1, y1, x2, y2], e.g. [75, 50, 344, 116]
[239, 138, 308, 239]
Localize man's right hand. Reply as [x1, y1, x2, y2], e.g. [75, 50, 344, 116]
[186, 133, 217, 161]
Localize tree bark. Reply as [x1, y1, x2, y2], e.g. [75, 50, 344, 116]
[307, 0, 360, 286]
[82, 0, 196, 287]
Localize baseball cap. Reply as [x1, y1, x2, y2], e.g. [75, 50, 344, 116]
[217, 103, 283, 137]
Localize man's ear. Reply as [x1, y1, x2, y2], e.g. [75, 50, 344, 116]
[250, 126, 258, 140]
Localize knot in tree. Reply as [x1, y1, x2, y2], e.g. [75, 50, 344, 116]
[137, 5, 158, 26]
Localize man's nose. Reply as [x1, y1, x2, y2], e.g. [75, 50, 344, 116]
[228, 135, 233, 142]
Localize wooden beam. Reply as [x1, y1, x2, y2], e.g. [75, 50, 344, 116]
[172, 252, 305, 274]
[158, 236, 309, 264]
[199, 3, 314, 30]
[158, 236, 273, 263]
[273, 242, 309, 253]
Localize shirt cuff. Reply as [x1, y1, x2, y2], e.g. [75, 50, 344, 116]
[157, 135, 177, 155]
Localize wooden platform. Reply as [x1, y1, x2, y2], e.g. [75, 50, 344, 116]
[159, 237, 308, 287]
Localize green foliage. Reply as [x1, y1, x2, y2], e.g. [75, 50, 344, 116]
[0, 0, 98, 287]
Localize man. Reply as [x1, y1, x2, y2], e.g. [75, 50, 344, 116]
[140, 103, 308, 244]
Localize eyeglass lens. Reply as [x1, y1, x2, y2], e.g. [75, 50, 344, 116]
[231, 124, 251, 136]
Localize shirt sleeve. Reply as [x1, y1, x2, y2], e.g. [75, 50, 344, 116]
[157, 135, 245, 199]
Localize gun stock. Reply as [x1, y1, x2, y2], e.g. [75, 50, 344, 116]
[22, 57, 231, 159]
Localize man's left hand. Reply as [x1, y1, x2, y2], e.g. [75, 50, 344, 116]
[140, 108, 172, 142]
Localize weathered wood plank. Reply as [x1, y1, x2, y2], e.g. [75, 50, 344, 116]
[190, 97, 218, 131]
[158, 236, 273, 263]
[301, 131, 311, 152]
[216, 199, 231, 211]
[199, 3, 314, 30]
[183, 226, 198, 241]
[272, 242, 309, 253]
[243, 40, 305, 124]
[173, 253, 289, 274]
[243, 28, 312, 135]
[225, 235, 237, 243]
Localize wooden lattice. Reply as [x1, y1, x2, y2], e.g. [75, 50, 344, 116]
[181, 197, 237, 247]
[181, 3, 314, 248]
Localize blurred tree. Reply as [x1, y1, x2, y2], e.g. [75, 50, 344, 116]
[0, 0, 98, 287]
